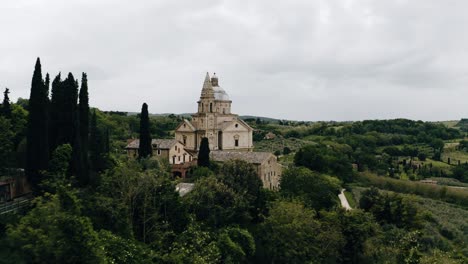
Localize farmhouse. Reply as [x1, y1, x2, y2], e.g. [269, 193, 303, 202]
[125, 139, 194, 165]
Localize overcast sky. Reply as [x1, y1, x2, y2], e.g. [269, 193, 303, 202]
[1, 0, 468, 121]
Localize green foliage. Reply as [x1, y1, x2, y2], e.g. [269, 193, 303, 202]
[197, 137, 210, 167]
[6, 191, 106, 263]
[357, 172, 468, 208]
[184, 176, 249, 228]
[1, 88, 11, 118]
[77, 73, 90, 186]
[89, 110, 111, 177]
[188, 166, 214, 182]
[451, 163, 468, 183]
[280, 167, 341, 210]
[26, 58, 50, 191]
[360, 187, 422, 229]
[219, 160, 267, 223]
[162, 222, 221, 263]
[99, 230, 156, 263]
[89, 160, 188, 246]
[47, 144, 73, 178]
[138, 103, 152, 159]
[217, 227, 255, 263]
[255, 200, 335, 264]
[294, 143, 354, 182]
[0, 117, 13, 171]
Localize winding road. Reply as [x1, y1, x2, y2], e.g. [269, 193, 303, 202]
[338, 189, 352, 210]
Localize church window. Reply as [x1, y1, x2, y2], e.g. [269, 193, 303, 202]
[157, 149, 161, 155]
[235, 139, 239, 147]
[202, 104, 204, 112]
[183, 135, 187, 145]
[183, 124, 186, 128]
[235, 124, 239, 128]
[178, 156, 181, 162]
[210, 103, 213, 112]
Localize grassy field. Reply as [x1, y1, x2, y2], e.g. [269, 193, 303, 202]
[350, 185, 468, 258]
[343, 190, 357, 208]
[442, 146, 468, 165]
[355, 172, 468, 208]
[435, 120, 460, 128]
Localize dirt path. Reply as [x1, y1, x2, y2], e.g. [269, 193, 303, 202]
[338, 189, 352, 210]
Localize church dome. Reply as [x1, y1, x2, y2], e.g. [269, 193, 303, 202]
[213, 86, 230, 101]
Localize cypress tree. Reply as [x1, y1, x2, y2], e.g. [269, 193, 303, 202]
[138, 103, 152, 159]
[77, 73, 90, 185]
[197, 137, 210, 167]
[1, 88, 12, 118]
[61, 73, 79, 146]
[26, 58, 49, 191]
[49, 73, 63, 153]
[90, 110, 108, 175]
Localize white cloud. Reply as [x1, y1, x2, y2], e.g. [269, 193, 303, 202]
[1, 0, 468, 121]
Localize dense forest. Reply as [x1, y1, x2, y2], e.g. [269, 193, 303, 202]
[0, 59, 467, 263]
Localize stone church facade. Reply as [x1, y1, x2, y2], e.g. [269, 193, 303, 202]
[175, 73, 254, 152]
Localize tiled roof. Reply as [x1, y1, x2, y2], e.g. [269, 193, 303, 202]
[125, 139, 179, 149]
[210, 151, 274, 164]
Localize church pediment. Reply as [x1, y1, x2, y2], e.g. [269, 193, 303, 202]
[220, 119, 252, 132]
[175, 119, 196, 132]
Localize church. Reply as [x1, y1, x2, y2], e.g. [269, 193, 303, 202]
[126, 72, 281, 190]
[175, 73, 254, 152]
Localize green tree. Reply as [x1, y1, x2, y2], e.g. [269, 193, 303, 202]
[138, 103, 152, 159]
[280, 167, 341, 210]
[6, 189, 106, 263]
[26, 58, 50, 191]
[89, 110, 109, 176]
[184, 176, 249, 228]
[219, 160, 266, 222]
[217, 227, 255, 263]
[164, 222, 221, 263]
[77, 73, 90, 185]
[0, 117, 13, 171]
[197, 137, 210, 167]
[49, 73, 78, 152]
[255, 200, 324, 263]
[1, 88, 12, 118]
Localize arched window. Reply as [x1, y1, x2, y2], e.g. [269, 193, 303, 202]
[210, 103, 213, 112]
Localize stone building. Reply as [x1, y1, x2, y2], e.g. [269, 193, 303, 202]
[175, 73, 254, 152]
[125, 73, 282, 190]
[210, 151, 281, 190]
[125, 139, 194, 165]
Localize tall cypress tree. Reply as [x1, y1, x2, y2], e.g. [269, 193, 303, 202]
[1, 88, 12, 118]
[77, 73, 90, 185]
[89, 110, 108, 176]
[197, 137, 210, 167]
[49, 73, 63, 153]
[138, 103, 152, 159]
[26, 58, 49, 191]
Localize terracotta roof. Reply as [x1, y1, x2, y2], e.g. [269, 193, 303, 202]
[210, 151, 274, 164]
[125, 139, 179, 149]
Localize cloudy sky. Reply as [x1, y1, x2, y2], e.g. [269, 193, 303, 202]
[1, 0, 468, 121]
